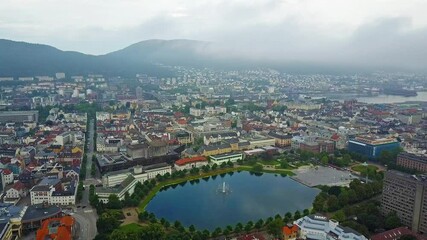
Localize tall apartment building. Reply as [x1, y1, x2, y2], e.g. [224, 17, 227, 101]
[381, 170, 427, 234]
[397, 152, 427, 173]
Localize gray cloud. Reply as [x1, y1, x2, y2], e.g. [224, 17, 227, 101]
[1, 0, 426, 72]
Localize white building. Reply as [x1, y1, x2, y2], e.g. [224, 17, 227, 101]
[294, 215, 367, 240]
[189, 108, 204, 117]
[5, 181, 28, 199]
[210, 153, 243, 165]
[0, 169, 14, 190]
[101, 163, 171, 188]
[30, 178, 77, 206]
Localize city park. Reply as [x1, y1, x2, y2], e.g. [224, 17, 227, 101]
[86, 147, 402, 240]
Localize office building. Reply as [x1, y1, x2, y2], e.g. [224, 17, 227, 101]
[348, 136, 400, 159]
[0, 111, 39, 123]
[381, 170, 427, 234]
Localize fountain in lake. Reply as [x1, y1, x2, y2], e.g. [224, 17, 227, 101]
[217, 181, 231, 194]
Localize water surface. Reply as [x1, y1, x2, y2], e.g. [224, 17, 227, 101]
[146, 171, 319, 230]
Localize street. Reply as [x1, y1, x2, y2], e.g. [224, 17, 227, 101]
[73, 119, 98, 240]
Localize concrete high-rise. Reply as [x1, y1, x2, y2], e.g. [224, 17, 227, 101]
[381, 170, 427, 234]
[136, 86, 143, 100]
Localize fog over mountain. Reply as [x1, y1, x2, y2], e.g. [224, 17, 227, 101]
[1, 0, 427, 74]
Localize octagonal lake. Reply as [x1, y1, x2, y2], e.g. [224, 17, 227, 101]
[145, 171, 320, 230]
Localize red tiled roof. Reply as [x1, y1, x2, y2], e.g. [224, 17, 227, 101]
[371, 227, 427, 240]
[282, 224, 299, 235]
[2, 168, 12, 175]
[331, 133, 340, 141]
[175, 156, 207, 166]
[12, 181, 26, 190]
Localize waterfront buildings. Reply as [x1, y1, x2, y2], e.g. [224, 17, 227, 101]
[174, 156, 208, 171]
[381, 170, 427, 233]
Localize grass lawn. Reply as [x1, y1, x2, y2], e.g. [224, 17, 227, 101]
[258, 159, 280, 165]
[351, 164, 378, 173]
[119, 223, 143, 232]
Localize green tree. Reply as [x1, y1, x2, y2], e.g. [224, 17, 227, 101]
[321, 155, 329, 165]
[327, 195, 340, 212]
[252, 164, 264, 172]
[266, 218, 283, 238]
[385, 212, 401, 230]
[107, 194, 122, 209]
[294, 210, 301, 220]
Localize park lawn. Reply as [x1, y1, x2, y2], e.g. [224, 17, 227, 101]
[351, 164, 378, 173]
[258, 159, 281, 165]
[119, 223, 144, 232]
[138, 166, 295, 211]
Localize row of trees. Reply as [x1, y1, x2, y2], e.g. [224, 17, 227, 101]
[313, 179, 383, 212]
[128, 209, 311, 240]
[91, 155, 97, 177]
[80, 154, 87, 180]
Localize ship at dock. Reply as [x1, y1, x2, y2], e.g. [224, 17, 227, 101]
[383, 88, 417, 97]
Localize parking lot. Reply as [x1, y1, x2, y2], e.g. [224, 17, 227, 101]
[292, 165, 357, 187]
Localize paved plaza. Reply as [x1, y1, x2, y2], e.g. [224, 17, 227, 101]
[292, 165, 357, 187]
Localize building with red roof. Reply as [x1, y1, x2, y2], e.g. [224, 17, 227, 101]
[174, 156, 208, 171]
[282, 223, 299, 240]
[36, 216, 76, 240]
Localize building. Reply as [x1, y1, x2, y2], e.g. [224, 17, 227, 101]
[0, 203, 27, 239]
[381, 170, 427, 233]
[294, 214, 367, 240]
[371, 227, 427, 240]
[0, 169, 14, 190]
[175, 131, 193, 145]
[269, 131, 293, 147]
[300, 140, 335, 154]
[55, 72, 66, 79]
[136, 86, 143, 100]
[348, 136, 400, 159]
[283, 223, 299, 240]
[101, 163, 172, 187]
[96, 175, 139, 203]
[0, 111, 39, 123]
[30, 177, 77, 206]
[210, 153, 243, 165]
[189, 108, 204, 117]
[5, 181, 28, 200]
[21, 204, 62, 232]
[396, 152, 427, 173]
[36, 216, 76, 240]
[174, 156, 208, 171]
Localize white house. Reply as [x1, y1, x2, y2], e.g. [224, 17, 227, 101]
[5, 181, 28, 199]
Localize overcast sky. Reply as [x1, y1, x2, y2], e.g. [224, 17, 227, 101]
[1, 0, 427, 70]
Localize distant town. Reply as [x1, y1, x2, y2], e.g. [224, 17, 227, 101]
[0, 69, 426, 240]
